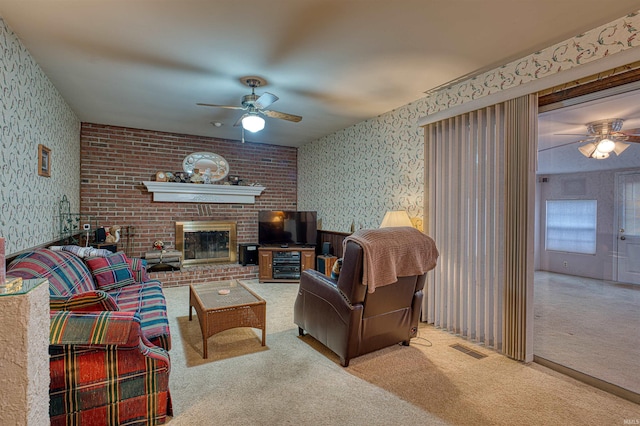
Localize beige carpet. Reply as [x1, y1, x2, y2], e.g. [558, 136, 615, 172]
[534, 271, 640, 394]
[164, 280, 640, 425]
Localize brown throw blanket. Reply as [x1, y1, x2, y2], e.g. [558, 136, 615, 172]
[344, 227, 439, 293]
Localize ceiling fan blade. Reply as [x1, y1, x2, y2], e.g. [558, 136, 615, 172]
[553, 133, 590, 136]
[623, 135, 640, 143]
[262, 109, 302, 122]
[621, 127, 640, 135]
[537, 139, 586, 152]
[197, 103, 244, 110]
[254, 92, 278, 110]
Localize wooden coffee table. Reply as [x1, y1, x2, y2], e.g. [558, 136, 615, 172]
[189, 280, 266, 359]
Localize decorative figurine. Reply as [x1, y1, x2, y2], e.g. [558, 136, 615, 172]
[203, 168, 212, 184]
[190, 168, 204, 183]
[105, 225, 121, 243]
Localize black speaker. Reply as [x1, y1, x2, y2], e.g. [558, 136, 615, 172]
[322, 242, 331, 255]
[239, 243, 259, 266]
[95, 228, 107, 243]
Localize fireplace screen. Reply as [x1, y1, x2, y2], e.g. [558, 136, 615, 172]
[176, 221, 237, 267]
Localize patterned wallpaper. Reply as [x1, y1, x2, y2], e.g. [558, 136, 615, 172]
[299, 11, 640, 233]
[0, 18, 80, 255]
[298, 104, 425, 232]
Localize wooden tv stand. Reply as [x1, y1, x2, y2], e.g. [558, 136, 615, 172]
[258, 246, 315, 283]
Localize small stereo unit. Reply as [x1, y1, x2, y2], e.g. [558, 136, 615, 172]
[273, 265, 301, 279]
[272, 250, 302, 279]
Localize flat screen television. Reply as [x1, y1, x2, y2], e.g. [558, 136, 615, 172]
[258, 211, 317, 246]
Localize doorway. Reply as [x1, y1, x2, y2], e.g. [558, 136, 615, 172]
[535, 83, 640, 400]
[616, 171, 640, 284]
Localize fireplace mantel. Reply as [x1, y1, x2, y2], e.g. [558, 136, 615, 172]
[143, 181, 265, 204]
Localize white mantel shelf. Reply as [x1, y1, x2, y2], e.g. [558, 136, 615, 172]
[143, 181, 265, 204]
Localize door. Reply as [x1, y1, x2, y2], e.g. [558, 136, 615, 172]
[616, 172, 640, 285]
[300, 249, 315, 271]
[258, 250, 273, 281]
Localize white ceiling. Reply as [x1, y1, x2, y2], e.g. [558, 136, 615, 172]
[2, 1, 640, 147]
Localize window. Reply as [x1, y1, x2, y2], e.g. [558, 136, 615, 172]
[623, 176, 640, 236]
[545, 200, 597, 254]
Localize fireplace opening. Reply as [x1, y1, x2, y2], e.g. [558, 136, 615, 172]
[176, 221, 237, 267]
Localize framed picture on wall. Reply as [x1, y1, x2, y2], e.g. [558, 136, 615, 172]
[38, 144, 51, 177]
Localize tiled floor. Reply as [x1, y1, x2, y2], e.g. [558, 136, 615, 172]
[533, 271, 640, 394]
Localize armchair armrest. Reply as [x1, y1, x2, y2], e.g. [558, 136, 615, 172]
[295, 269, 364, 366]
[50, 290, 119, 312]
[299, 269, 360, 325]
[50, 310, 143, 347]
[48, 310, 172, 424]
[126, 256, 150, 283]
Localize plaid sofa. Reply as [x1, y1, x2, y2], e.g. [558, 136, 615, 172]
[7, 247, 172, 425]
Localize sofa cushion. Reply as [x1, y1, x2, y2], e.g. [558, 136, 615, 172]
[86, 252, 136, 291]
[107, 280, 171, 351]
[126, 256, 150, 283]
[7, 248, 95, 296]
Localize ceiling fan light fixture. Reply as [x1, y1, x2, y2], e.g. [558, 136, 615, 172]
[242, 114, 265, 133]
[614, 141, 631, 155]
[578, 143, 596, 158]
[592, 150, 610, 160]
[596, 137, 615, 153]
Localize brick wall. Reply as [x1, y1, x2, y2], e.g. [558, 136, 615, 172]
[80, 123, 297, 285]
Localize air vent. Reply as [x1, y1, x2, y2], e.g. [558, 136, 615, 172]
[450, 343, 487, 359]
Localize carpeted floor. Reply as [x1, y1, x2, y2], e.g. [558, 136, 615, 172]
[163, 280, 640, 425]
[534, 271, 640, 394]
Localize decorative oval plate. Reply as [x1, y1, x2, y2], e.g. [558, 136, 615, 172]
[182, 152, 229, 181]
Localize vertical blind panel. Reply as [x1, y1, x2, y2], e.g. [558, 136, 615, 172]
[425, 95, 534, 359]
[427, 105, 503, 349]
[502, 95, 536, 361]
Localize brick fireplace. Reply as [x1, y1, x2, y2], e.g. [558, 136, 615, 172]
[79, 123, 298, 286]
[176, 220, 237, 266]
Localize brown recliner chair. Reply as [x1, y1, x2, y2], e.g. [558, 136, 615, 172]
[294, 228, 437, 366]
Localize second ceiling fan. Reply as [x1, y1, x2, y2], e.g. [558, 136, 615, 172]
[197, 76, 302, 133]
[540, 118, 640, 159]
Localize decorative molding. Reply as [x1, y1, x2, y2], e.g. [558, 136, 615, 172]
[419, 11, 640, 124]
[142, 182, 265, 204]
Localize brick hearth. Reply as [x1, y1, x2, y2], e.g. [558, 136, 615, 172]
[149, 263, 259, 288]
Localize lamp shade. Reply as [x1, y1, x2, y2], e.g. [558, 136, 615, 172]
[614, 141, 630, 155]
[242, 114, 265, 132]
[578, 143, 597, 158]
[379, 211, 413, 228]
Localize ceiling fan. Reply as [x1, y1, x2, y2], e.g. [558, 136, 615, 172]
[540, 118, 640, 159]
[197, 76, 302, 133]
